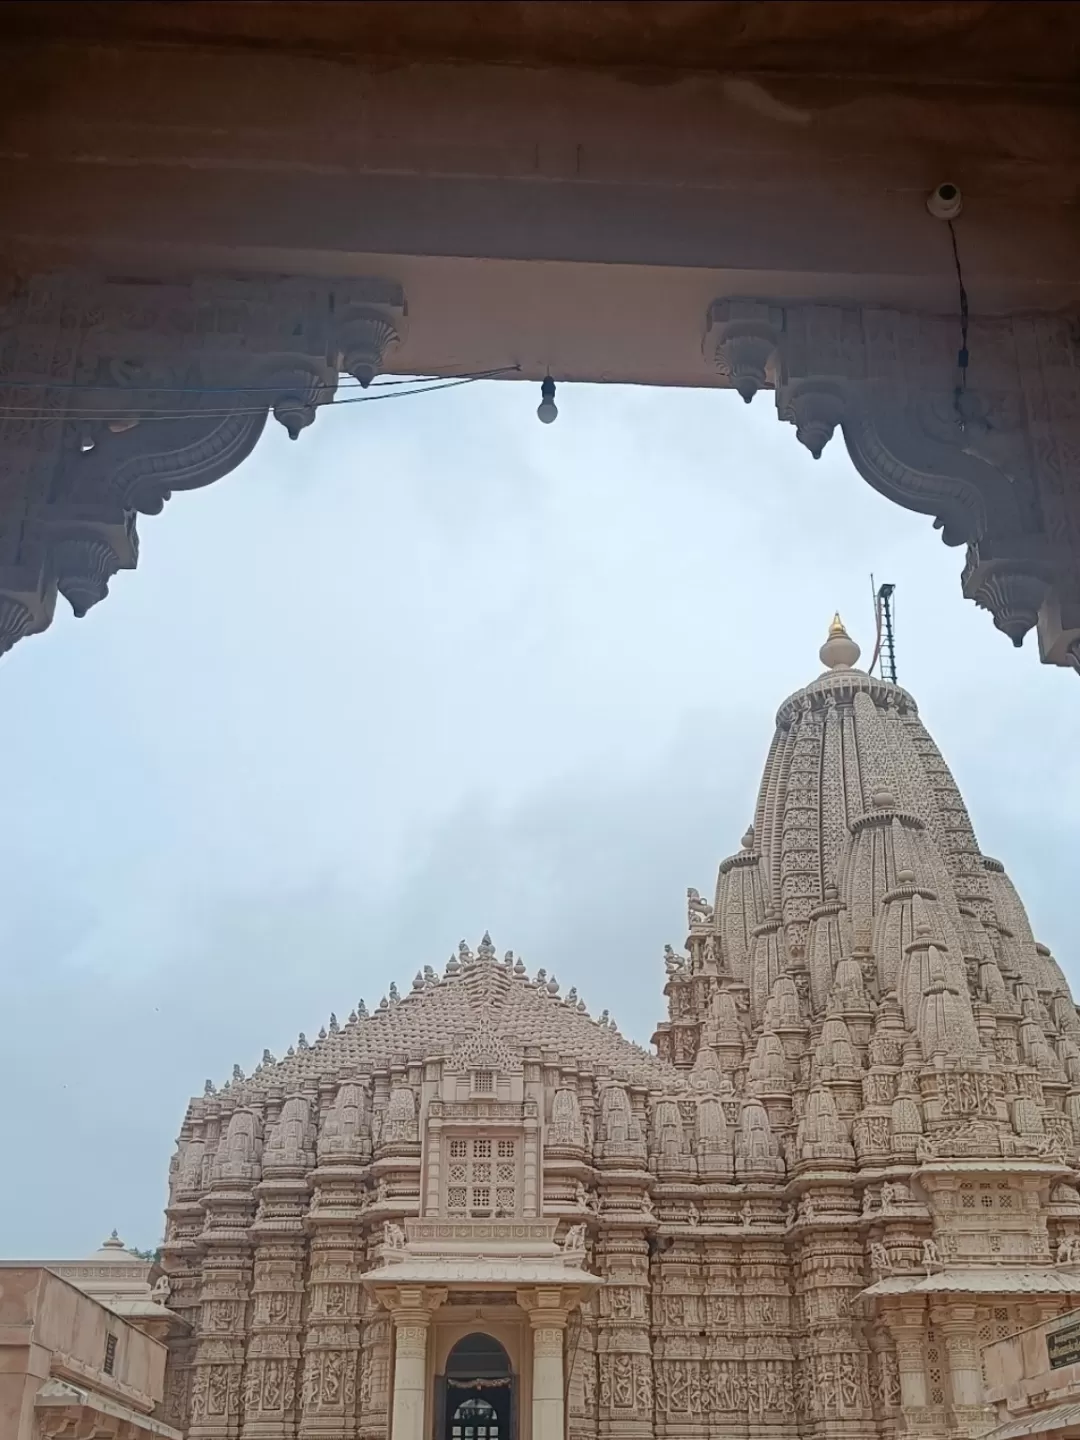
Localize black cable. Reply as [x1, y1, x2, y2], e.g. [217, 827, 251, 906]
[0, 369, 521, 423]
[947, 219, 969, 425]
[0, 364, 519, 398]
[0, 374, 412, 395]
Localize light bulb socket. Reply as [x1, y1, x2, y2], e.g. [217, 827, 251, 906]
[537, 374, 558, 424]
[927, 183, 962, 220]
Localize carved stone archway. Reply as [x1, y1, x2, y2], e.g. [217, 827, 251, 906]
[442, 1333, 515, 1440]
[1, 272, 1078, 675]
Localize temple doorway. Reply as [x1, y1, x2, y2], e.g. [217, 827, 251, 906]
[440, 1333, 514, 1440]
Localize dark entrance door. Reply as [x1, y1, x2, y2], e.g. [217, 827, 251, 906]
[439, 1334, 514, 1440]
[448, 1395, 504, 1440]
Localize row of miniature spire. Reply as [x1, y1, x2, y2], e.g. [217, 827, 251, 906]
[204, 934, 633, 1094]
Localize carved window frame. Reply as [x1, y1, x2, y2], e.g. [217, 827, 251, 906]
[443, 1132, 521, 1218]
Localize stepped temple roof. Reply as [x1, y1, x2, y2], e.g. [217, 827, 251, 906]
[203, 933, 670, 1105]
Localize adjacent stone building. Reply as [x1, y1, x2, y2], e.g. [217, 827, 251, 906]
[0, 1238, 181, 1440]
[983, 1308, 1080, 1439]
[159, 620, 1080, 1440]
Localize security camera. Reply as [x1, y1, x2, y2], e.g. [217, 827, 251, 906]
[927, 183, 962, 221]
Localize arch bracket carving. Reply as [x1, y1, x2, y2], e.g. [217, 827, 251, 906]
[0, 272, 406, 656]
[705, 298, 1080, 672]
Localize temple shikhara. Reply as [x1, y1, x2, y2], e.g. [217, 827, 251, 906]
[150, 620, 1080, 1440]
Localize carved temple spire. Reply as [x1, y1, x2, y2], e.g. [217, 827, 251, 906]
[156, 618, 1077, 1440]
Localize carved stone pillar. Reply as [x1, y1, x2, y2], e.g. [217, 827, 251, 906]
[932, 1304, 994, 1434]
[311, 1074, 374, 1440]
[298, 1211, 366, 1440]
[383, 1289, 445, 1440]
[422, 1115, 443, 1215]
[523, 1109, 541, 1217]
[531, 1320, 566, 1440]
[883, 1300, 929, 1420]
[243, 1092, 314, 1440]
[594, 1227, 652, 1440]
[189, 1106, 262, 1440]
[0, 272, 405, 656]
[790, 1219, 872, 1435]
[740, 1234, 796, 1433]
[517, 1289, 574, 1440]
[161, 1110, 210, 1433]
[867, 1325, 901, 1427]
[358, 1294, 392, 1440]
[390, 1318, 429, 1440]
[567, 1292, 599, 1440]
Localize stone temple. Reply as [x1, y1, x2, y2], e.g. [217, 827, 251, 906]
[159, 619, 1080, 1440]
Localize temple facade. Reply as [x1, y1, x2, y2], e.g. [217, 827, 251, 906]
[159, 620, 1080, 1440]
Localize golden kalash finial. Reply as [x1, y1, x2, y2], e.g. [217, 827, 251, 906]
[819, 613, 861, 671]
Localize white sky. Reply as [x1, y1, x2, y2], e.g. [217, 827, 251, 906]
[1, 381, 1075, 1256]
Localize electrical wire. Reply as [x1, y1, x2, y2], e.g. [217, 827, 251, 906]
[0, 365, 520, 398]
[947, 218, 970, 423]
[0, 367, 522, 423]
[0, 377, 478, 419]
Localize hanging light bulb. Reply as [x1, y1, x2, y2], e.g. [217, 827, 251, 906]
[536, 375, 558, 424]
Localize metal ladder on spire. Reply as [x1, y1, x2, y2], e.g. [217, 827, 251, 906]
[870, 580, 898, 683]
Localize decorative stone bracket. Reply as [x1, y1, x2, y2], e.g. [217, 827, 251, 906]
[705, 299, 1080, 673]
[0, 272, 405, 656]
[2, 276, 1077, 676]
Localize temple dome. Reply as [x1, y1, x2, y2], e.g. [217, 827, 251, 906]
[86, 1231, 145, 1266]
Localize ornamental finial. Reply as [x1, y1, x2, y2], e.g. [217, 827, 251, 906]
[819, 614, 861, 671]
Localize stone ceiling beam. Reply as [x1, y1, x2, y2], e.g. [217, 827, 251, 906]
[1, 39, 1076, 314]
